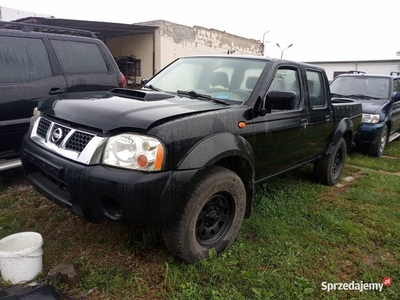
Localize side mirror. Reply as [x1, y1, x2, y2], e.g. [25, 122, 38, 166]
[260, 91, 296, 116]
[141, 78, 149, 86]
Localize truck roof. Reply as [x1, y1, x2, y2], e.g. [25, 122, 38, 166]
[336, 71, 400, 79]
[176, 54, 325, 70]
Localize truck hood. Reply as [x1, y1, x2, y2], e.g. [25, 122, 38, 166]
[38, 90, 228, 131]
[357, 99, 390, 114]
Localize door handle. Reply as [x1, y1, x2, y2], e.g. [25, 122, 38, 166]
[49, 87, 66, 95]
[325, 115, 331, 121]
[300, 118, 308, 125]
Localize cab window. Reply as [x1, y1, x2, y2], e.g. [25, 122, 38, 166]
[306, 70, 326, 107]
[267, 68, 301, 107]
[393, 79, 400, 93]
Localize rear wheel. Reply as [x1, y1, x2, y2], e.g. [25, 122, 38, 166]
[161, 166, 246, 263]
[368, 124, 388, 157]
[314, 137, 346, 186]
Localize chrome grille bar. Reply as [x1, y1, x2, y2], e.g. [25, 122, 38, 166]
[30, 117, 106, 165]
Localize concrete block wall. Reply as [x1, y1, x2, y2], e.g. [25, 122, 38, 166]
[140, 20, 263, 73]
[107, 19, 263, 84]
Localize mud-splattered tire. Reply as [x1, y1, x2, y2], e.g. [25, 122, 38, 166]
[368, 124, 388, 157]
[161, 166, 246, 263]
[314, 137, 346, 186]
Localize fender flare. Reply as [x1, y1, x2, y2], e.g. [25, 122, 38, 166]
[325, 118, 355, 155]
[177, 132, 255, 218]
[177, 132, 255, 170]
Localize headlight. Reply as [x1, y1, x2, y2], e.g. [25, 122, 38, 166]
[30, 107, 41, 125]
[102, 134, 164, 171]
[361, 114, 380, 124]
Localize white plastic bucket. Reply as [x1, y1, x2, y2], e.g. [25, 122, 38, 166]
[0, 232, 43, 283]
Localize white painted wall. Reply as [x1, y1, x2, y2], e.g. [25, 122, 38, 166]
[307, 60, 400, 81]
[107, 20, 263, 85]
[158, 24, 262, 70]
[0, 6, 52, 21]
[140, 20, 263, 74]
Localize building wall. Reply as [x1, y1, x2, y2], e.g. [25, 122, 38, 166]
[139, 20, 263, 74]
[308, 60, 400, 81]
[0, 6, 51, 21]
[106, 20, 263, 85]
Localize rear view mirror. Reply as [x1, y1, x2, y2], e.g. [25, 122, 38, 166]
[260, 91, 296, 115]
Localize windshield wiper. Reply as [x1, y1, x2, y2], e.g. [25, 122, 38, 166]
[344, 94, 381, 100]
[331, 93, 346, 98]
[176, 90, 230, 105]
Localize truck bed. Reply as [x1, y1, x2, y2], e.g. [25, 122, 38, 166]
[332, 97, 363, 120]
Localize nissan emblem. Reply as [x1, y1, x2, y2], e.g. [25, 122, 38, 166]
[51, 128, 63, 143]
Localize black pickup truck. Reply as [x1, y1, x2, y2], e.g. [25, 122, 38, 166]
[21, 55, 362, 263]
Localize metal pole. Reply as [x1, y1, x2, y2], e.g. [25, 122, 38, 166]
[276, 43, 293, 58]
[262, 31, 270, 56]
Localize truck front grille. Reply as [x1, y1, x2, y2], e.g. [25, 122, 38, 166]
[30, 117, 105, 165]
[37, 118, 51, 138]
[65, 131, 94, 152]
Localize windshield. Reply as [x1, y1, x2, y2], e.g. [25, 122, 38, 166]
[330, 76, 390, 99]
[145, 57, 267, 103]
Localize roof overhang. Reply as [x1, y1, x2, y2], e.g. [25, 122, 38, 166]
[14, 17, 158, 39]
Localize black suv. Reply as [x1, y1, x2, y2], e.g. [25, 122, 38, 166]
[330, 71, 400, 156]
[0, 21, 125, 170]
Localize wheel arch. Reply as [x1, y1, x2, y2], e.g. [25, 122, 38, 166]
[214, 156, 254, 218]
[177, 133, 255, 218]
[385, 120, 392, 134]
[326, 118, 355, 155]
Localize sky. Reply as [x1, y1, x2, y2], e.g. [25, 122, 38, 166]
[1, 0, 399, 62]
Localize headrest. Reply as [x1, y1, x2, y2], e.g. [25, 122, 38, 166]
[210, 72, 229, 88]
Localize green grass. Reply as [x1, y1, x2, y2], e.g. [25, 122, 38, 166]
[347, 153, 400, 173]
[384, 140, 400, 157]
[0, 141, 399, 299]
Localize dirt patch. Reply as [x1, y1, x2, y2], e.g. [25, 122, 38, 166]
[320, 171, 364, 202]
[358, 253, 380, 269]
[382, 155, 400, 160]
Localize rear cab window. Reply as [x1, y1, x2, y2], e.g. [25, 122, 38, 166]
[306, 70, 327, 108]
[393, 78, 400, 93]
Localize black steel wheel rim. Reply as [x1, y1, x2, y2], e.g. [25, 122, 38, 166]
[332, 148, 343, 177]
[196, 192, 235, 246]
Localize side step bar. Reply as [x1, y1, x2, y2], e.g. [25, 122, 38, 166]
[0, 158, 22, 171]
[388, 132, 400, 143]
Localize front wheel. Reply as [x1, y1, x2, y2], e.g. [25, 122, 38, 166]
[368, 124, 388, 157]
[161, 166, 246, 263]
[314, 137, 347, 186]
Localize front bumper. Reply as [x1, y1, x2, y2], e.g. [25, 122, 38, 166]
[354, 122, 385, 146]
[21, 137, 200, 227]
